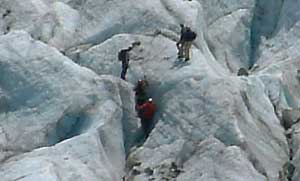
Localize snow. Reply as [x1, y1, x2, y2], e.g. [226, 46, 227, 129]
[0, 31, 139, 180]
[1, 0, 300, 180]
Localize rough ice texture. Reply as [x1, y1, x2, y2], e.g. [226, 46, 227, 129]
[0, 31, 139, 180]
[1, 0, 300, 180]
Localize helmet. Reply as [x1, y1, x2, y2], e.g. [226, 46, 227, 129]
[138, 79, 143, 85]
[148, 98, 153, 102]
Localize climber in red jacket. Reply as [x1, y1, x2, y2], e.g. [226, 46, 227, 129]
[137, 98, 156, 138]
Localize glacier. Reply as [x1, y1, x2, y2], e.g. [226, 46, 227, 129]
[1, 0, 300, 180]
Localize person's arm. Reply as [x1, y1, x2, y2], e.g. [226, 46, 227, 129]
[138, 103, 147, 110]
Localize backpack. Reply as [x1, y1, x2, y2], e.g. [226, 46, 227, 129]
[190, 31, 197, 41]
[118, 49, 127, 61]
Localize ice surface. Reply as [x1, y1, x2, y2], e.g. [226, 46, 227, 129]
[2, 0, 300, 180]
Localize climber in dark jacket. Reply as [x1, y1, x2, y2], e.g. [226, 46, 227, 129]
[137, 98, 156, 138]
[181, 27, 197, 61]
[118, 46, 133, 80]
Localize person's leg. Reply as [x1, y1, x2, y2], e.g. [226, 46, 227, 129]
[141, 118, 152, 138]
[121, 68, 126, 80]
[178, 41, 184, 58]
[141, 118, 147, 135]
[137, 96, 143, 105]
[121, 65, 128, 80]
[184, 42, 192, 61]
[176, 42, 180, 52]
[140, 92, 147, 104]
[144, 118, 153, 138]
[124, 67, 128, 78]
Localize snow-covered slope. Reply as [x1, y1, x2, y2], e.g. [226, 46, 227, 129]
[1, 0, 300, 180]
[0, 31, 139, 180]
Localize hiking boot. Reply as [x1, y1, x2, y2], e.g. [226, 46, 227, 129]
[185, 58, 190, 62]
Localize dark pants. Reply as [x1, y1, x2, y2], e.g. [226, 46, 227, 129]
[121, 64, 128, 80]
[141, 117, 152, 138]
[183, 41, 192, 60]
[136, 92, 147, 105]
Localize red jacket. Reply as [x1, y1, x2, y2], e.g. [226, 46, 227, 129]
[139, 102, 156, 119]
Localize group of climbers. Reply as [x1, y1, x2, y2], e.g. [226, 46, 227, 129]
[134, 77, 156, 138]
[119, 24, 197, 80]
[117, 24, 197, 138]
